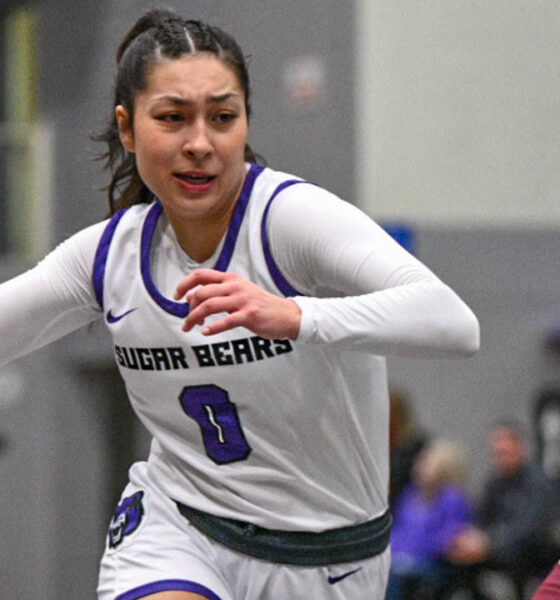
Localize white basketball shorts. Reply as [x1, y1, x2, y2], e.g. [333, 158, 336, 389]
[97, 462, 390, 600]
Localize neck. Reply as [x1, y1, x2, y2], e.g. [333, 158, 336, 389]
[171, 208, 234, 263]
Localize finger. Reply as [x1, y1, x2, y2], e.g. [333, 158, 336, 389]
[174, 269, 227, 300]
[183, 296, 241, 332]
[197, 311, 248, 336]
[173, 270, 211, 300]
[186, 282, 234, 309]
[173, 273, 198, 300]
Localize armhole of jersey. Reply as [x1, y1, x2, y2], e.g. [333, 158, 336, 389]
[261, 180, 309, 297]
[92, 209, 129, 310]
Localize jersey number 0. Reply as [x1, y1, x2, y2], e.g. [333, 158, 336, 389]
[179, 384, 252, 464]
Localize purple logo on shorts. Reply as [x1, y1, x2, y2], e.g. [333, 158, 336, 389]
[108, 491, 144, 549]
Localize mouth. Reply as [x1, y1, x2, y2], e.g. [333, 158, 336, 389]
[174, 171, 217, 194]
[175, 172, 216, 185]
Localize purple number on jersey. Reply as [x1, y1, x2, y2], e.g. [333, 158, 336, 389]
[179, 384, 252, 464]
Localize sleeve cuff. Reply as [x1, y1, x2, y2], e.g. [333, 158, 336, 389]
[291, 296, 317, 343]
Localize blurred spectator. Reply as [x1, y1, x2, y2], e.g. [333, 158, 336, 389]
[389, 389, 429, 506]
[534, 389, 560, 482]
[448, 420, 553, 599]
[532, 390, 560, 578]
[387, 439, 473, 600]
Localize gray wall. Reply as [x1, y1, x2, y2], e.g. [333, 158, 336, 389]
[387, 227, 560, 492]
[0, 1, 559, 599]
[355, 1, 560, 228]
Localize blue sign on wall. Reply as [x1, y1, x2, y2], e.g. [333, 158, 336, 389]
[382, 223, 416, 255]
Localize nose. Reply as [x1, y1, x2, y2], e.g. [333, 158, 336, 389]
[182, 119, 213, 159]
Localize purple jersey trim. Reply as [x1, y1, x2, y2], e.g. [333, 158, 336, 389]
[140, 202, 190, 318]
[92, 209, 129, 310]
[140, 163, 264, 317]
[214, 162, 264, 272]
[261, 180, 308, 297]
[116, 579, 224, 600]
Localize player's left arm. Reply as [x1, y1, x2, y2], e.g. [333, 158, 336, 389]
[260, 185, 480, 358]
[175, 185, 480, 357]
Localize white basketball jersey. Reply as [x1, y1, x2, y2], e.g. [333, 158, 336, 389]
[92, 164, 390, 532]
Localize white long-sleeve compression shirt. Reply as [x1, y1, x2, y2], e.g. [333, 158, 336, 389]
[0, 184, 479, 367]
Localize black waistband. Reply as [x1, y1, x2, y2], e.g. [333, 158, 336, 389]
[175, 502, 392, 566]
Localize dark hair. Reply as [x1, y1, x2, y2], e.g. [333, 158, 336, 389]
[95, 9, 257, 214]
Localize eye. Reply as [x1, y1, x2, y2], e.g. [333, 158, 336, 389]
[157, 113, 184, 123]
[214, 112, 237, 125]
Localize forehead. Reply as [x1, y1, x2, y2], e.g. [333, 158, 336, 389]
[142, 53, 243, 100]
[490, 427, 520, 445]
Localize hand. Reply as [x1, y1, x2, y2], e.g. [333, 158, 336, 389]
[447, 526, 490, 565]
[174, 269, 302, 340]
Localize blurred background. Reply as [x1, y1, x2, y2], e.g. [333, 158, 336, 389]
[0, 1, 558, 598]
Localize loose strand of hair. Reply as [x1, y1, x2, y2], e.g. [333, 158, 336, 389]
[182, 25, 196, 53]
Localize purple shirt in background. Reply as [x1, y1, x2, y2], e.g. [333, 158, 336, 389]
[391, 483, 473, 571]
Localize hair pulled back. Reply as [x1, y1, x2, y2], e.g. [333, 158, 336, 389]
[95, 9, 257, 214]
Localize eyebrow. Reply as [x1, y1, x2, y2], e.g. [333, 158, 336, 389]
[156, 93, 240, 105]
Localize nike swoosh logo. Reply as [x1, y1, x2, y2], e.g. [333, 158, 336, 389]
[106, 308, 138, 323]
[327, 567, 363, 585]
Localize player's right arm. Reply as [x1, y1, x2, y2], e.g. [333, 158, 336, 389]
[0, 221, 106, 367]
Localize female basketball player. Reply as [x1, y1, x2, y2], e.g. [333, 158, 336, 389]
[0, 9, 480, 600]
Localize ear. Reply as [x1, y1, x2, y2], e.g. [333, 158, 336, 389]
[116, 105, 135, 153]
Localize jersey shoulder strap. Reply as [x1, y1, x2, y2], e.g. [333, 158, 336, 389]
[261, 179, 312, 297]
[91, 208, 130, 310]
